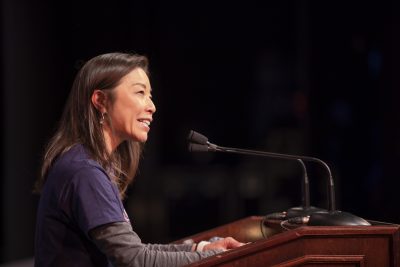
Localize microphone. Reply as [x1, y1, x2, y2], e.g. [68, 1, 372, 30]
[188, 132, 324, 219]
[188, 130, 370, 226]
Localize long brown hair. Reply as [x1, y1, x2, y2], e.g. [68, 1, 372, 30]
[34, 52, 149, 199]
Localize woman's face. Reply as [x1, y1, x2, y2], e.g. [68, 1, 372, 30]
[107, 67, 156, 144]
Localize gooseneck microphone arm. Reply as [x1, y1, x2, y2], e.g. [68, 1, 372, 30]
[188, 133, 335, 212]
[297, 159, 310, 209]
[188, 130, 371, 226]
[213, 144, 335, 211]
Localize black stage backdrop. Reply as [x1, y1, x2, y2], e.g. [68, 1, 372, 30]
[2, 0, 400, 263]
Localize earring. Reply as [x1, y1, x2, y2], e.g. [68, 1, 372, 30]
[100, 112, 106, 125]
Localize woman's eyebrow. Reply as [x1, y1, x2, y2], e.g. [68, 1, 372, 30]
[132, 82, 146, 88]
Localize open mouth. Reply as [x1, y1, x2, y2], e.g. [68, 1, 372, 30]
[138, 119, 151, 128]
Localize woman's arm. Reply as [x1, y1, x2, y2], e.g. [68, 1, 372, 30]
[90, 222, 221, 267]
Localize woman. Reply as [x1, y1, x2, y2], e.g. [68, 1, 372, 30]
[34, 52, 243, 266]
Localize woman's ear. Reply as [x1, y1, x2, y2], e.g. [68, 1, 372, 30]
[91, 90, 108, 113]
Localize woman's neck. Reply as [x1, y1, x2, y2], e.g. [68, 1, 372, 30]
[102, 126, 121, 154]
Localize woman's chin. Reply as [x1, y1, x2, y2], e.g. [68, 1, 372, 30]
[131, 134, 148, 143]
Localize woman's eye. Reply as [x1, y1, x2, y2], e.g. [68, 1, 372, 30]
[137, 90, 145, 95]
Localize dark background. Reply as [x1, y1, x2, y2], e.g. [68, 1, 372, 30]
[2, 0, 400, 263]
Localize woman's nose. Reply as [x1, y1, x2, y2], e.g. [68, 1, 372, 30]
[147, 98, 156, 114]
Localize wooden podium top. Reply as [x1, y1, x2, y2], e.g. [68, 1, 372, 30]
[175, 216, 400, 267]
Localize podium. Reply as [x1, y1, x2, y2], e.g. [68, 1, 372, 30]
[174, 216, 400, 266]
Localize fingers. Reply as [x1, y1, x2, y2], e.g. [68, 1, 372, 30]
[202, 237, 245, 252]
[223, 237, 245, 249]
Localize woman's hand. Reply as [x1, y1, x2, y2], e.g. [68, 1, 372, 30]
[202, 237, 245, 252]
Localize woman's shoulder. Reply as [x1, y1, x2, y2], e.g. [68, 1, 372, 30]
[41, 144, 116, 204]
[49, 144, 108, 182]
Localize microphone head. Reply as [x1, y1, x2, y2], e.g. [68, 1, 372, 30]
[188, 143, 209, 152]
[188, 130, 208, 145]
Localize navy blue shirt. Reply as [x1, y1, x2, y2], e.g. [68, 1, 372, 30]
[35, 144, 127, 267]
